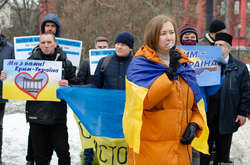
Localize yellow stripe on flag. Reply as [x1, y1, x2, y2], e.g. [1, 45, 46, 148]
[123, 79, 148, 153]
[191, 99, 209, 154]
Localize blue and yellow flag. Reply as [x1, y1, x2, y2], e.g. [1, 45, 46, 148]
[123, 56, 209, 154]
[57, 87, 125, 138]
[57, 87, 129, 165]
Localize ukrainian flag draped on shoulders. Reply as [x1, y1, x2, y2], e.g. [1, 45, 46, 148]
[123, 45, 209, 154]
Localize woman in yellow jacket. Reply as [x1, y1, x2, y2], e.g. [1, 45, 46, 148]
[123, 15, 208, 165]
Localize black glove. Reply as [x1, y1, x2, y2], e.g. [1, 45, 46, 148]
[166, 46, 182, 80]
[180, 123, 198, 145]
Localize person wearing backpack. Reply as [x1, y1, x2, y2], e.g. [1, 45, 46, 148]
[92, 31, 134, 89]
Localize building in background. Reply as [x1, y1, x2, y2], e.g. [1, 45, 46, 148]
[0, 5, 12, 29]
[180, 0, 249, 47]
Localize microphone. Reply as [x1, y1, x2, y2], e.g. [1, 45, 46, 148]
[167, 42, 174, 49]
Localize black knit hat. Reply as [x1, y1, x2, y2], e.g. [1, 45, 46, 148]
[179, 24, 198, 44]
[115, 31, 134, 49]
[209, 19, 226, 33]
[215, 32, 233, 46]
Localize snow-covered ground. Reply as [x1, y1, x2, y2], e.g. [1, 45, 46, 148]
[2, 100, 250, 165]
[2, 100, 82, 165]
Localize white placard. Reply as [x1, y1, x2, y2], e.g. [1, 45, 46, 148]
[89, 49, 115, 75]
[14, 35, 82, 67]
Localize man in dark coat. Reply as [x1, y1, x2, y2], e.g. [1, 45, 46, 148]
[27, 33, 75, 165]
[200, 33, 250, 165]
[0, 32, 15, 165]
[25, 13, 62, 165]
[93, 32, 133, 89]
[198, 19, 226, 46]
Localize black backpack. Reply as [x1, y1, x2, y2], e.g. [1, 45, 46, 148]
[100, 55, 113, 72]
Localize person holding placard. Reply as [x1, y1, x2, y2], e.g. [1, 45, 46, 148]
[0, 33, 76, 165]
[24, 13, 62, 165]
[76, 36, 109, 85]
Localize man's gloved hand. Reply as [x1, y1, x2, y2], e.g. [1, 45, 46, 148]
[166, 46, 182, 80]
[180, 123, 198, 145]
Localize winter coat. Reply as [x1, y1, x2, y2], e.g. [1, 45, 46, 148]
[76, 58, 93, 85]
[41, 13, 61, 37]
[207, 54, 250, 134]
[128, 46, 204, 165]
[93, 53, 132, 89]
[0, 34, 15, 102]
[26, 47, 76, 125]
[198, 33, 215, 46]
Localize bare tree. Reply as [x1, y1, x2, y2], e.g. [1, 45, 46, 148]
[0, 0, 9, 10]
[44, 0, 205, 61]
[1, 0, 40, 43]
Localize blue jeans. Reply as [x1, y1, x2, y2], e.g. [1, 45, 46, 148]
[84, 148, 94, 164]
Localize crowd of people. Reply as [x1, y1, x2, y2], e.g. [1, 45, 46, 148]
[0, 13, 249, 165]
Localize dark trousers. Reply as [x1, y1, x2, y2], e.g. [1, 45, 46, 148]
[0, 103, 6, 160]
[26, 132, 34, 162]
[200, 116, 232, 165]
[26, 130, 53, 162]
[30, 123, 71, 165]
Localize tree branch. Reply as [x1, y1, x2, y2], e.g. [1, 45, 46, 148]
[95, 0, 116, 9]
[0, 0, 9, 10]
[143, 0, 159, 16]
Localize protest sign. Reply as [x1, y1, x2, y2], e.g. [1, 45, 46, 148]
[89, 49, 115, 75]
[14, 36, 82, 66]
[3, 59, 62, 101]
[177, 46, 222, 86]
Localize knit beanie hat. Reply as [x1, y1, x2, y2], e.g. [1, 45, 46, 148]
[209, 19, 226, 33]
[215, 32, 233, 46]
[179, 24, 198, 44]
[115, 31, 134, 49]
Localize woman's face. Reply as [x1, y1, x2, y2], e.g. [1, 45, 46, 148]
[157, 21, 176, 54]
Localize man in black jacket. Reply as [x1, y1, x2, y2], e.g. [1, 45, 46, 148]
[93, 32, 133, 89]
[200, 33, 250, 165]
[27, 33, 75, 165]
[199, 19, 226, 46]
[25, 13, 63, 165]
[0, 32, 15, 165]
